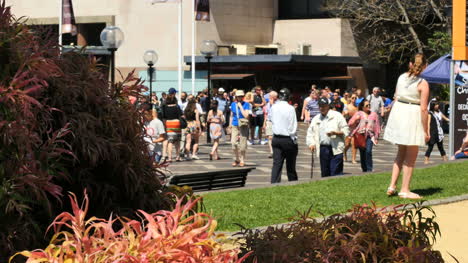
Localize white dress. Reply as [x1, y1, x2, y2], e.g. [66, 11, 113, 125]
[384, 73, 426, 146]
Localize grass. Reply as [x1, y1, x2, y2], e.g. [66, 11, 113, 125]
[202, 161, 468, 231]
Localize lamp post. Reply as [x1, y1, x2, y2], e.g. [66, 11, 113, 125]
[100, 26, 124, 94]
[200, 40, 218, 143]
[143, 50, 158, 108]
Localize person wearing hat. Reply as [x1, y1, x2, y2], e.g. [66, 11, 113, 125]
[215, 87, 228, 114]
[306, 97, 350, 177]
[270, 88, 298, 183]
[168, 87, 178, 95]
[229, 90, 251, 167]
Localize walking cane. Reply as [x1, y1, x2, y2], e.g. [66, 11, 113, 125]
[310, 150, 314, 179]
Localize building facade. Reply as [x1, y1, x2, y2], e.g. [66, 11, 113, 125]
[7, 0, 365, 96]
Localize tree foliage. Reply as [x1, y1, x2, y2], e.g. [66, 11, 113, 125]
[0, 1, 172, 259]
[323, 0, 450, 64]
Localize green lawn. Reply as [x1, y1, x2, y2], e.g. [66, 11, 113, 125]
[202, 161, 468, 231]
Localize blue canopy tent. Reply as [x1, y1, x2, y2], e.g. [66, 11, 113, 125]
[421, 54, 467, 86]
[421, 54, 451, 84]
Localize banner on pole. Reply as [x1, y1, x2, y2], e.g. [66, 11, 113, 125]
[62, 0, 77, 36]
[452, 61, 468, 158]
[195, 0, 210, 21]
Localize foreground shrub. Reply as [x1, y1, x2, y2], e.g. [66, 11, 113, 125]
[237, 203, 444, 262]
[0, 1, 172, 259]
[12, 191, 251, 263]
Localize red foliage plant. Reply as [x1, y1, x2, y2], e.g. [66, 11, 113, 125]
[0, 0, 74, 257]
[0, 0, 172, 259]
[11, 191, 251, 263]
[237, 203, 444, 263]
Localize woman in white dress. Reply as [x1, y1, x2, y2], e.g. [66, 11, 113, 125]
[384, 53, 430, 199]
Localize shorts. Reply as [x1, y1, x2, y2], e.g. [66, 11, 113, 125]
[199, 114, 206, 126]
[167, 133, 180, 143]
[252, 114, 264, 127]
[165, 119, 181, 143]
[186, 121, 200, 135]
[265, 121, 273, 136]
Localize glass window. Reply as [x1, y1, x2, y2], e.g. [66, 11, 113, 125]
[278, 0, 327, 20]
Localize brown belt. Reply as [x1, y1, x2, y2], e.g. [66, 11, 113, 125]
[398, 100, 420, 105]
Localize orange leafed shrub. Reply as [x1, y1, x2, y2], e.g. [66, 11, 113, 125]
[11, 191, 251, 263]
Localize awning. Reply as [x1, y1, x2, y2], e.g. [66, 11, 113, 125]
[209, 74, 254, 80]
[320, 76, 353, 80]
[185, 55, 363, 65]
[421, 54, 451, 84]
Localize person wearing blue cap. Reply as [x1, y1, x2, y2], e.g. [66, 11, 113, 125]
[307, 97, 350, 177]
[168, 87, 177, 95]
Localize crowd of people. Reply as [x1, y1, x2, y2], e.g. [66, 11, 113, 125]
[141, 53, 457, 200]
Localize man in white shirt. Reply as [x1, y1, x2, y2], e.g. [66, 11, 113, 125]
[307, 97, 349, 177]
[264, 91, 278, 158]
[367, 87, 385, 125]
[270, 88, 298, 184]
[178, 92, 188, 111]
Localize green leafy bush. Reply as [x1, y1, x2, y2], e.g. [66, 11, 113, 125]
[0, 1, 172, 259]
[11, 191, 251, 263]
[237, 203, 444, 262]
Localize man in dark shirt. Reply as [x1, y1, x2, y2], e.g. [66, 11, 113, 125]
[331, 92, 344, 113]
[250, 86, 266, 145]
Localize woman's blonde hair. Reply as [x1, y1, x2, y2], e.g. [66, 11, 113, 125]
[408, 53, 427, 77]
[245, 91, 253, 101]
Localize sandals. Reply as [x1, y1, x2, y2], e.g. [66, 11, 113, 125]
[398, 192, 423, 200]
[239, 162, 245, 167]
[232, 161, 239, 167]
[386, 187, 397, 196]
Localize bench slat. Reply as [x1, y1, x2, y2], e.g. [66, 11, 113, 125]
[169, 168, 254, 191]
[171, 174, 247, 184]
[190, 182, 247, 191]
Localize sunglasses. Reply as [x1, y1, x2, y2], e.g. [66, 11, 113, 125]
[364, 104, 370, 107]
[351, 97, 357, 99]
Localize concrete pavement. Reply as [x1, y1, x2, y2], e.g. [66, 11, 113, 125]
[165, 123, 450, 188]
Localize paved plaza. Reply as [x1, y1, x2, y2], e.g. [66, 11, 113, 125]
[165, 123, 450, 188]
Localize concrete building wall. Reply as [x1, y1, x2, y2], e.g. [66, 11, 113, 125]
[7, 0, 275, 71]
[208, 0, 274, 45]
[273, 18, 358, 57]
[6, 0, 360, 88]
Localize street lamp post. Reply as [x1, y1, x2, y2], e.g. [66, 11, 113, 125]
[143, 50, 159, 108]
[200, 40, 218, 143]
[100, 26, 124, 94]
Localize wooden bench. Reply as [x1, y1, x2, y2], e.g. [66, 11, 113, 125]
[169, 168, 255, 191]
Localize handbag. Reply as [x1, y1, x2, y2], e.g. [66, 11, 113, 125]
[354, 132, 366, 149]
[236, 103, 249, 127]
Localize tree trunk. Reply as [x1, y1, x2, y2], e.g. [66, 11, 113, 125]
[395, 0, 424, 53]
